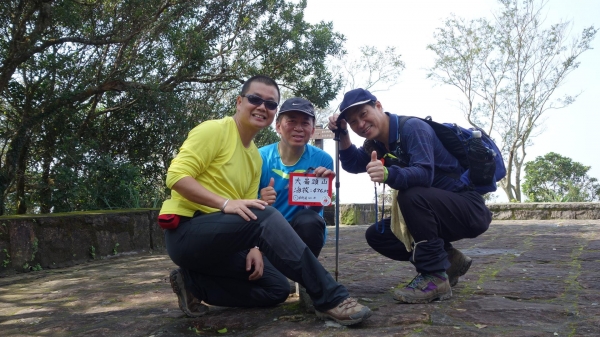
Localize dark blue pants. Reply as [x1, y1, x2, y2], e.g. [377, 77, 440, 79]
[289, 209, 326, 258]
[165, 206, 347, 311]
[365, 187, 491, 274]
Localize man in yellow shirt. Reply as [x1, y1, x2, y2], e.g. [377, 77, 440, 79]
[159, 75, 371, 326]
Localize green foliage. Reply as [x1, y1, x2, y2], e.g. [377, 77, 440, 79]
[254, 127, 280, 149]
[522, 152, 600, 202]
[0, 0, 345, 215]
[2, 248, 9, 268]
[90, 246, 96, 259]
[31, 238, 38, 260]
[113, 243, 120, 255]
[341, 207, 358, 225]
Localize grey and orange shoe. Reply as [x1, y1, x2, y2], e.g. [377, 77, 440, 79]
[169, 269, 208, 317]
[393, 272, 452, 304]
[315, 297, 372, 325]
[446, 248, 472, 287]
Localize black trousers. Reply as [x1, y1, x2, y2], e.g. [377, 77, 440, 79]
[165, 206, 347, 311]
[289, 208, 326, 258]
[365, 186, 491, 274]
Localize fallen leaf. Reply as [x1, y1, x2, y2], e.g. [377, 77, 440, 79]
[475, 324, 487, 329]
[218, 328, 228, 333]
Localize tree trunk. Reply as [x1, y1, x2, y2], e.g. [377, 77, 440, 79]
[15, 142, 29, 214]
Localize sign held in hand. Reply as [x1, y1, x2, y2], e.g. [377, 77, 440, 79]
[288, 173, 332, 206]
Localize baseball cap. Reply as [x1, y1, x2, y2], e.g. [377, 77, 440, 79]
[338, 88, 377, 120]
[278, 97, 315, 118]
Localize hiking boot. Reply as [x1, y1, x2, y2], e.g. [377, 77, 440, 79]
[315, 297, 372, 326]
[446, 248, 472, 287]
[169, 269, 208, 317]
[393, 273, 452, 304]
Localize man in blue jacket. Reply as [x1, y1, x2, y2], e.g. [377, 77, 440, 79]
[327, 88, 491, 304]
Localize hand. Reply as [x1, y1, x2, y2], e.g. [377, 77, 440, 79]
[366, 151, 386, 183]
[259, 178, 277, 205]
[222, 199, 268, 221]
[313, 166, 336, 179]
[246, 247, 264, 281]
[327, 113, 348, 134]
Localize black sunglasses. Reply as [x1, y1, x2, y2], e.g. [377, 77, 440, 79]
[241, 94, 278, 111]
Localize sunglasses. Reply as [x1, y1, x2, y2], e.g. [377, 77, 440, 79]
[241, 94, 278, 111]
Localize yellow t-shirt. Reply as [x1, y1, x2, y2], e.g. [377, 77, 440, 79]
[159, 117, 262, 216]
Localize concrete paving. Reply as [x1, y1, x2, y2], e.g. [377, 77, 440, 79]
[1, 219, 600, 336]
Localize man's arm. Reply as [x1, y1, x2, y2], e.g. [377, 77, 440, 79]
[171, 176, 267, 221]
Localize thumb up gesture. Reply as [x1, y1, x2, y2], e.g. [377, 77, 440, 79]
[366, 151, 386, 183]
[259, 177, 277, 205]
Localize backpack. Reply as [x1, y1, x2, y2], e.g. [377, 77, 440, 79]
[373, 116, 506, 194]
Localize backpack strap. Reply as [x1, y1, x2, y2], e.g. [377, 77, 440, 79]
[391, 115, 420, 165]
[395, 115, 462, 181]
[395, 115, 414, 152]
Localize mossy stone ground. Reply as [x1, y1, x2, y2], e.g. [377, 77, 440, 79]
[1, 220, 600, 336]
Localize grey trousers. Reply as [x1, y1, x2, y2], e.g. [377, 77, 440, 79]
[165, 206, 348, 311]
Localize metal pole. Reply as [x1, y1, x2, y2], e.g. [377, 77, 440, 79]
[333, 127, 341, 281]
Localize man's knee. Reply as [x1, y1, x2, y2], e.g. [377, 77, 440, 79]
[290, 209, 325, 235]
[468, 221, 490, 238]
[270, 277, 293, 305]
[364, 223, 379, 247]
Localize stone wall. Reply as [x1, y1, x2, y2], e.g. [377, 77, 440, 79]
[487, 202, 600, 220]
[1, 202, 599, 276]
[323, 202, 600, 226]
[0, 210, 163, 276]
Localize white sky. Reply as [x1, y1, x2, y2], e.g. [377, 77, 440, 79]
[300, 0, 600, 203]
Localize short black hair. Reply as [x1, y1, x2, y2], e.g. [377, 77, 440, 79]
[241, 75, 280, 102]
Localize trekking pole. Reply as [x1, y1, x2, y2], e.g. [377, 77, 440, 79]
[333, 122, 342, 282]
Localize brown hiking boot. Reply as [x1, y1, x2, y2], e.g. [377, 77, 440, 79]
[446, 248, 472, 287]
[315, 297, 372, 326]
[393, 273, 452, 304]
[170, 269, 208, 317]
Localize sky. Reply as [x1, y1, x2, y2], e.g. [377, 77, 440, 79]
[299, 0, 600, 203]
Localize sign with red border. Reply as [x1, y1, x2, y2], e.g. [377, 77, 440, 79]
[288, 173, 332, 206]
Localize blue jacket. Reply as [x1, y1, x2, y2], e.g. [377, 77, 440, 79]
[339, 112, 469, 192]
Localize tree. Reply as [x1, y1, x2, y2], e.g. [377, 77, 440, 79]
[522, 152, 600, 202]
[313, 45, 405, 127]
[0, 0, 345, 214]
[426, 0, 597, 202]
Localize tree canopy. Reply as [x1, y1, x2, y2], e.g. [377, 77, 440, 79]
[0, 0, 346, 215]
[522, 152, 600, 202]
[426, 0, 597, 202]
